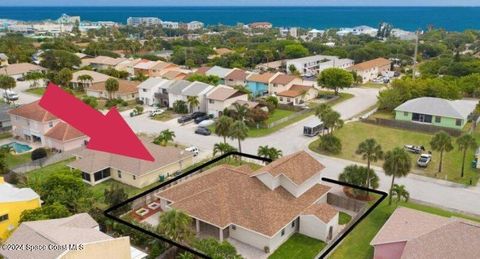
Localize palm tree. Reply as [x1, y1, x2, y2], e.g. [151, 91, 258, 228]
[24, 71, 44, 88]
[213, 142, 237, 156]
[391, 184, 410, 204]
[257, 145, 283, 161]
[322, 110, 343, 134]
[186, 96, 200, 113]
[229, 120, 248, 153]
[230, 102, 249, 122]
[356, 138, 383, 189]
[457, 134, 478, 178]
[154, 129, 176, 146]
[105, 78, 119, 100]
[0, 75, 16, 103]
[77, 74, 94, 89]
[157, 209, 193, 243]
[383, 147, 412, 205]
[214, 115, 234, 143]
[430, 131, 453, 173]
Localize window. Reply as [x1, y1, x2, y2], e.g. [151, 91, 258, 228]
[291, 221, 295, 228]
[209, 99, 214, 104]
[81, 172, 91, 182]
[118, 170, 122, 178]
[456, 119, 462, 126]
[0, 214, 8, 222]
[49, 122, 53, 127]
[142, 89, 147, 92]
[94, 169, 110, 182]
[133, 175, 136, 180]
[435, 116, 441, 123]
[281, 228, 285, 236]
[231, 225, 236, 230]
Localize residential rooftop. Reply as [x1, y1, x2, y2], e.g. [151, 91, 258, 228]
[394, 97, 476, 120]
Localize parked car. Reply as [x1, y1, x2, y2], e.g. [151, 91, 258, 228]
[199, 119, 215, 127]
[149, 108, 165, 117]
[191, 112, 207, 119]
[417, 154, 432, 167]
[3, 90, 18, 102]
[404, 145, 425, 154]
[185, 146, 199, 156]
[16, 77, 25, 82]
[177, 114, 194, 124]
[194, 114, 212, 124]
[195, 127, 211, 136]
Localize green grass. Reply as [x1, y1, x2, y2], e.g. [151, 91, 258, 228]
[339, 212, 352, 225]
[0, 132, 12, 140]
[269, 233, 326, 259]
[361, 82, 387, 89]
[151, 110, 176, 121]
[247, 109, 313, 138]
[24, 87, 46, 96]
[329, 199, 480, 259]
[25, 159, 157, 208]
[309, 122, 480, 185]
[6, 152, 32, 168]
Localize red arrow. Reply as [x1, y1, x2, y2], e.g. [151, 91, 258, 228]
[39, 83, 154, 162]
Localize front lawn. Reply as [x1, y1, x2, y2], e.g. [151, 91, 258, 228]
[24, 87, 45, 96]
[309, 122, 480, 185]
[151, 110, 176, 121]
[248, 109, 309, 138]
[6, 152, 32, 168]
[329, 199, 480, 259]
[269, 233, 326, 259]
[0, 132, 12, 140]
[339, 212, 352, 225]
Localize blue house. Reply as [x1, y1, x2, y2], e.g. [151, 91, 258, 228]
[246, 72, 276, 97]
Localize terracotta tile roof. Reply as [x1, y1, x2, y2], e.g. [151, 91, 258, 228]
[194, 66, 211, 75]
[68, 141, 193, 176]
[252, 151, 325, 185]
[370, 207, 450, 246]
[88, 79, 139, 95]
[246, 72, 276, 84]
[271, 74, 299, 85]
[162, 70, 188, 80]
[401, 221, 480, 259]
[89, 56, 127, 66]
[8, 101, 57, 122]
[350, 57, 391, 71]
[152, 61, 178, 71]
[0, 63, 46, 76]
[303, 203, 338, 223]
[225, 69, 248, 81]
[156, 164, 331, 236]
[206, 85, 246, 101]
[277, 85, 313, 98]
[44, 122, 86, 141]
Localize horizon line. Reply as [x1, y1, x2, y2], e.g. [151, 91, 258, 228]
[1, 5, 480, 7]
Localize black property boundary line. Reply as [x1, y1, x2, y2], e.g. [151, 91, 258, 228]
[104, 152, 387, 259]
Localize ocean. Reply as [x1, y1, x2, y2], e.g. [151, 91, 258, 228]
[0, 6, 479, 31]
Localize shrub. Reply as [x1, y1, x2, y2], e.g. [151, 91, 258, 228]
[173, 100, 188, 114]
[105, 98, 128, 109]
[31, 148, 47, 161]
[318, 135, 342, 154]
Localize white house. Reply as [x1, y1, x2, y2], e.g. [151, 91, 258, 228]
[286, 55, 354, 77]
[137, 77, 170, 106]
[155, 151, 339, 255]
[206, 85, 249, 117]
[180, 82, 214, 112]
[167, 80, 193, 109]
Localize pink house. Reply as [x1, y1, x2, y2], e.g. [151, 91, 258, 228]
[371, 207, 480, 259]
[9, 101, 88, 152]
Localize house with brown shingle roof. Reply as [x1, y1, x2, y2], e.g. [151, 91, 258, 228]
[370, 207, 480, 259]
[85, 79, 140, 101]
[154, 151, 339, 254]
[206, 85, 249, 117]
[246, 72, 280, 97]
[9, 101, 87, 151]
[224, 68, 249, 87]
[0, 213, 146, 259]
[348, 57, 391, 83]
[0, 63, 46, 79]
[269, 73, 303, 95]
[68, 141, 194, 188]
[277, 84, 318, 106]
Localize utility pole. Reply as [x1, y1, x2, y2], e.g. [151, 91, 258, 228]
[412, 29, 419, 80]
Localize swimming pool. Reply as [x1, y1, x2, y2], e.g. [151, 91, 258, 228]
[3, 142, 33, 153]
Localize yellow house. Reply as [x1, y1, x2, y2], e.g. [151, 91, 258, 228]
[0, 177, 41, 241]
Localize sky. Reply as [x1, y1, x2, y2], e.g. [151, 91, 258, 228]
[1, 0, 480, 7]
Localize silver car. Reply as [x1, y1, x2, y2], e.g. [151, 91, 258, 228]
[417, 154, 432, 167]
